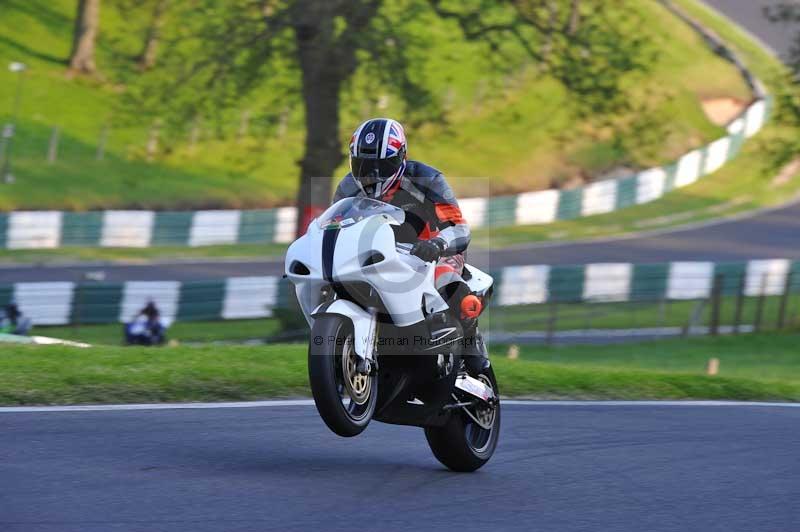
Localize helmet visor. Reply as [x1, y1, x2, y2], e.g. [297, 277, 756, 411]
[351, 154, 404, 185]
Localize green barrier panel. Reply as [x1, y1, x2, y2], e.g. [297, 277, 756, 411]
[238, 209, 278, 244]
[548, 265, 585, 303]
[698, 147, 709, 181]
[791, 261, 800, 293]
[713, 262, 747, 296]
[484, 195, 517, 228]
[0, 213, 7, 248]
[556, 188, 582, 220]
[615, 176, 638, 210]
[726, 132, 746, 161]
[61, 212, 103, 247]
[0, 284, 13, 306]
[662, 162, 678, 192]
[151, 211, 193, 246]
[630, 263, 669, 301]
[177, 281, 226, 321]
[71, 283, 124, 324]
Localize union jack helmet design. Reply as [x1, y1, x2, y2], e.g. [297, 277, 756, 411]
[349, 118, 407, 198]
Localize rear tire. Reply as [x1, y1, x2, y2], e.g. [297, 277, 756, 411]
[308, 315, 377, 437]
[425, 366, 500, 472]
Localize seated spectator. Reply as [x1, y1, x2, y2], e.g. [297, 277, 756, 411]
[0, 302, 32, 336]
[124, 301, 167, 346]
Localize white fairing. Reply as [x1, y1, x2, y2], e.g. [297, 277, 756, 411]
[464, 264, 493, 297]
[285, 198, 493, 359]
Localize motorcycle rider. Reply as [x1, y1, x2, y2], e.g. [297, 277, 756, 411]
[333, 117, 489, 375]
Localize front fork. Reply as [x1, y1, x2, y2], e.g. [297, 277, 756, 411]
[357, 308, 379, 375]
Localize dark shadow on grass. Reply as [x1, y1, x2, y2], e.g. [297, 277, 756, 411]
[0, 35, 65, 66]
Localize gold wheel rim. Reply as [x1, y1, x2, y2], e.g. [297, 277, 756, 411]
[341, 338, 371, 405]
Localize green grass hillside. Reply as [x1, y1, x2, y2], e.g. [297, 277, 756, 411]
[0, 0, 749, 211]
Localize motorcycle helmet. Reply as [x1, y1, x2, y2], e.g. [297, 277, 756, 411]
[349, 118, 407, 198]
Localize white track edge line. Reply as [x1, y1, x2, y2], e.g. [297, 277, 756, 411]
[0, 399, 798, 413]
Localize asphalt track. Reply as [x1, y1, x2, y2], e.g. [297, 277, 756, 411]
[703, 0, 796, 59]
[1, 401, 798, 532]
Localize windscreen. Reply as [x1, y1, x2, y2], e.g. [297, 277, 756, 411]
[316, 197, 405, 229]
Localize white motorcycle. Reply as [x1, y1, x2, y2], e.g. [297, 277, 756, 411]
[285, 197, 500, 472]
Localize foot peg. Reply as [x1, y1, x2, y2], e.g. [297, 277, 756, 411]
[437, 353, 454, 378]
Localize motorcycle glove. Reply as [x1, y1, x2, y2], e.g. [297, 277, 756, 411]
[411, 238, 446, 262]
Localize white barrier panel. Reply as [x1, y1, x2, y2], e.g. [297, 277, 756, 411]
[459, 197, 487, 228]
[581, 179, 617, 216]
[674, 149, 703, 188]
[100, 211, 155, 248]
[222, 276, 280, 319]
[745, 259, 790, 296]
[744, 100, 766, 138]
[189, 210, 241, 247]
[703, 137, 731, 175]
[635, 168, 667, 205]
[14, 282, 75, 325]
[515, 190, 559, 225]
[667, 262, 714, 300]
[7, 211, 62, 249]
[119, 281, 180, 323]
[583, 263, 632, 302]
[726, 117, 745, 135]
[274, 207, 297, 243]
[497, 265, 550, 305]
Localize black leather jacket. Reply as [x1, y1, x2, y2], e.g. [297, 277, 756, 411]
[332, 160, 470, 256]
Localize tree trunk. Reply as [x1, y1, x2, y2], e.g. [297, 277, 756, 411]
[290, 0, 378, 236]
[137, 0, 168, 71]
[69, 0, 100, 74]
[291, 2, 346, 236]
[567, 0, 581, 35]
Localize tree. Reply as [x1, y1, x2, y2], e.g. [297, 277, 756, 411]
[69, 0, 101, 74]
[125, 0, 651, 234]
[762, 4, 800, 169]
[137, 0, 170, 71]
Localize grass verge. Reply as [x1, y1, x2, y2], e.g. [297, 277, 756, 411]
[0, 333, 798, 405]
[471, 0, 800, 248]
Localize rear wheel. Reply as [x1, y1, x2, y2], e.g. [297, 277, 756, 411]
[424, 367, 500, 472]
[308, 315, 377, 437]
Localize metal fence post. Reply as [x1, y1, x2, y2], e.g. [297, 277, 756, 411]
[710, 274, 722, 336]
[754, 273, 768, 333]
[777, 271, 793, 330]
[546, 301, 558, 346]
[47, 126, 60, 164]
[72, 282, 82, 331]
[733, 275, 745, 334]
[96, 124, 109, 161]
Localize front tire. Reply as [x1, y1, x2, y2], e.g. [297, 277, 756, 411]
[425, 367, 501, 472]
[308, 315, 377, 437]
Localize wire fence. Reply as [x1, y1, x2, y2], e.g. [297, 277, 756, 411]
[4, 260, 799, 343]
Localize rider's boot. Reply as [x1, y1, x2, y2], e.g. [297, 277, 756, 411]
[462, 326, 490, 377]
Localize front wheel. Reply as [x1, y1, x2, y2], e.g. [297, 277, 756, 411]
[425, 367, 501, 472]
[308, 315, 377, 437]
